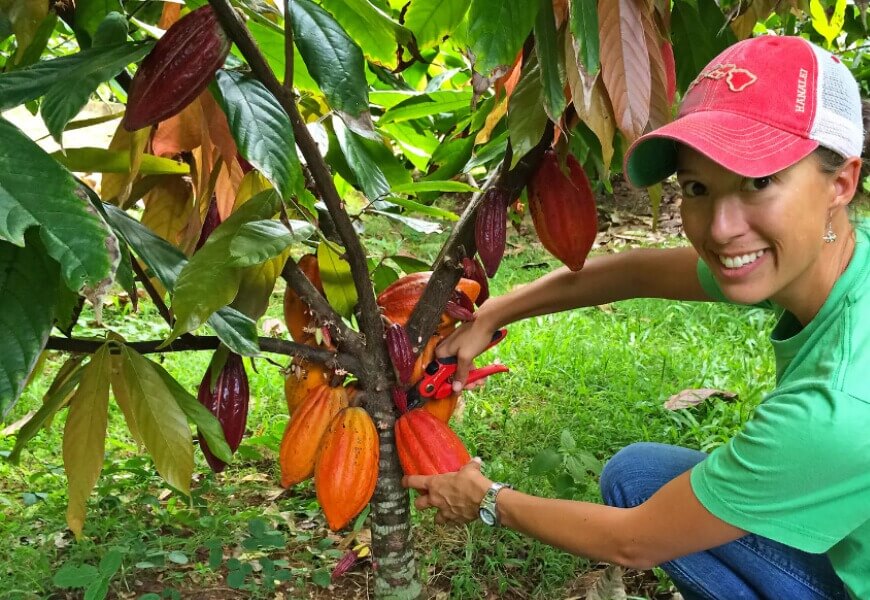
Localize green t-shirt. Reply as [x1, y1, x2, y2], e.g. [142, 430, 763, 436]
[690, 221, 870, 599]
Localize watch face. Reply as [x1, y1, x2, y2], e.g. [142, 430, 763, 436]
[479, 507, 496, 526]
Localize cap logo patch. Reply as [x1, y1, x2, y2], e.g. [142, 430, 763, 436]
[688, 63, 758, 93]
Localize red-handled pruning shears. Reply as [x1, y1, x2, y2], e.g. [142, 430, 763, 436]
[407, 329, 509, 409]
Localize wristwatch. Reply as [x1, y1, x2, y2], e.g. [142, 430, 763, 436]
[478, 482, 512, 526]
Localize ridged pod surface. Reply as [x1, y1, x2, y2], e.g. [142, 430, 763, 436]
[385, 324, 414, 385]
[283, 359, 331, 414]
[423, 393, 459, 423]
[197, 353, 249, 473]
[314, 407, 379, 531]
[461, 257, 489, 305]
[283, 254, 325, 346]
[124, 6, 230, 131]
[377, 271, 480, 327]
[395, 409, 471, 476]
[475, 188, 509, 277]
[279, 385, 348, 487]
[528, 151, 598, 271]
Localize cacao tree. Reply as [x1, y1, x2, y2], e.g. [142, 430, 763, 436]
[0, 0, 866, 597]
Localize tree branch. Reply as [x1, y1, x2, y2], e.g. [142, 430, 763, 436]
[45, 335, 362, 374]
[405, 123, 555, 346]
[283, 0, 293, 89]
[207, 0, 386, 362]
[130, 255, 173, 327]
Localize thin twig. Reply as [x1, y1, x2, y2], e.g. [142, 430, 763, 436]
[130, 255, 173, 327]
[284, 0, 293, 89]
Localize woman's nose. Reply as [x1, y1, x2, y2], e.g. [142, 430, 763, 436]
[708, 196, 748, 245]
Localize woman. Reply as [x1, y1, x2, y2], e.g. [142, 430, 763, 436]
[402, 35, 869, 600]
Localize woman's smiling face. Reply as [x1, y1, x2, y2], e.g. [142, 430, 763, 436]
[676, 145, 846, 312]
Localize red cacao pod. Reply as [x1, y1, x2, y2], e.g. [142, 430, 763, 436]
[395, 409, 471, 476]
[376, 271, 480, 328]
[528, 150, 598, 271]
[283, 254, 326, 346]
[461, 257, 489, 305]
[124, 6, 231, 131]
[475, 188, 509, 278]
[315, 407, 379, 531]
[197, 352, 249, 473]
[283, 359, 331, 414]
[385, 324, 414, 385]
[279, 384, 349, 487]
[392, 386, 409, 414]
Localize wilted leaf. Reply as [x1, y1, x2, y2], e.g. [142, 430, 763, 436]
[140, 175, 195, 248]
[585, 565, 627, 600]
[730, 0, 779, 40]
[565, 40, 616, 172]
[664, 388, 738, 410]
[643, 13, 671, 131]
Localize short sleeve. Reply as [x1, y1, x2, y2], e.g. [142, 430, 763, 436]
[696, 259, 777, 309]
[690, 388, 870, 553]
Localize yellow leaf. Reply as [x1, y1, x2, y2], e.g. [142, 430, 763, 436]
[110, 349, 142, 446]
[141, 175, 195, 248]
[234, 171, 273, 211]
[2, 0, 48, 65]
[810, 0, 847, 47]
[475, 98, 508, 145]
[63, 345, 111, 538]
[100, 122, 151, 206]
[233, 246, 291, 320]
[317, 241, 358, 318]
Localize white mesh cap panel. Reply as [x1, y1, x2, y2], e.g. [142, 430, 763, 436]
[808, 43, 864, 158]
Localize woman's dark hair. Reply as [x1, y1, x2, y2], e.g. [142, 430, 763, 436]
[812, 99, 870, 209]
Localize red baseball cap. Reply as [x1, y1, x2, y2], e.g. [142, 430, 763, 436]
[624, 35, 864, 188]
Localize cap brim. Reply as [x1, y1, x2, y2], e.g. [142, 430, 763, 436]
[623, 111, 819, 188]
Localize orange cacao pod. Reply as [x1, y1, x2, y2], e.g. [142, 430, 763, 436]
[123, 6, 230, 131]
[283, 254, 325, 346]
[279, 384, 348, 487]
[528, 150, 598, 271]
[377, 271, 480, 327]
[315, 407, 379, 531]
[423, 393, 459, 423]
[395, 409, 471, 476]
[475, 188, 509, 277]
[283, 359, 331, 414]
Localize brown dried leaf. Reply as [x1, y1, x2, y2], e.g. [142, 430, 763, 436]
[151, 98, 203, 157]
[664, 388, 738, 410]
[553, 0, 569, 29]
[643, 12, 671, 131]
[495, 51, 523, 102]
[731, 0, 780, 40]
[158, 2, 181, 29]
[199, 91, 242, 219]
[598, 0, 650, 142]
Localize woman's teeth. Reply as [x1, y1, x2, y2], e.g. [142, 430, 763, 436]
[719, 249, 765, 269]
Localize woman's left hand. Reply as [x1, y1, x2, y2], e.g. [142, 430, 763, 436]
[402, 459, 492, 525]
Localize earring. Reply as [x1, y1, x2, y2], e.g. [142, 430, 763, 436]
[823, 213, 838, 244]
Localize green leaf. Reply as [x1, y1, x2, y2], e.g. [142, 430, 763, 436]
[560, 429, 577, 452]
[51, 148, 189, 175]
[167, 551, 189, 565]
[75, 0, 124, 47]
[569, 0, 599, 76]
[63, 343, 110, 537]
[381, 197, 459, 221]
[53, 564, 99, 588]
[405, 0, 469, 48]
[92, 12, 129, 47]
[228, 220, 314, 268]
[15, 13, 57, 70]
[0, 236, 61, 421]
[332, 117, 389, 200]
[101, 205, 259, 356]
[290, 0, 372, 129]
[317, 242, 357, 318]
[312, 568, 332, 587]
[529, 447, 561, 476]
[168, 192, 282, 340]
[118, 346, 194, 494]
[247, 20, 318, 91]
[671, 0, 735, 92]
[391, 181, 479, 195]
[320, 0, 405, 67]
[83, 578, 109, 600]
[211, 70, 302, 202]
[8, 355, 86, 462]
[152, 362, 233, 465]
[0, 120, 114, 292]
[507, 56, 548, 168]
[0, 41, 153, 112]
[371, 263, 398, 294]
[98, 550, 123, 578]
[372, 210, 443, 234]
[379, 90, 473, 125]
[388, 255, 430, 273]
[467, 0, 539, 75]
[534, 0, 566, 123]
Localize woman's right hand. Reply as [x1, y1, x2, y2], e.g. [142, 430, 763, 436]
[435, 311, 501, 392]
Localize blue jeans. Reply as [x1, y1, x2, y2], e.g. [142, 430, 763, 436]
[599, 442, 848, 600]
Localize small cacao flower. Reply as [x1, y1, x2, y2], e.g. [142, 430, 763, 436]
[528, 150, 598, 271]
[123, 6, 231, 131]
[197, 352, 249, 473]
[475, 188, 509, 278]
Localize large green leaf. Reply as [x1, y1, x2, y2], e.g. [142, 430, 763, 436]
[63, 343, 110, 538]
[152, 360, 232, 465]
[0, 41, 153, 112]
[168, 193, 282, 341]
[289, 0, 371, 130]
[333, 117, 413, 201]
[0, 236, 60, 421]
[228, 219, 315, 268]
[320, 0, 406, 67]
[379, 90, 473, 125]
[317, 242, 357, 318]
[51, 148, 189, 175]
[534, 0, 566, 123]
[405, 0, 469, 48]
[0, 120, 114, 292]
[118, 346, 194, 495]
[211, 70, 301, 202]
[246, 20, 318, 91]
[671, 0, 735, 92]
[467, 0, 539, 75]
[507, 56, 548, 168]
[569, 0, 599, 76]
[8, 355, 86, 463]
[380, 196, 459, 221]
[74, 0, 124, 47]
[101, 205, 259, 357]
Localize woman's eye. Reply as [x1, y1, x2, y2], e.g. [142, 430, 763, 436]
[681, 181, 707, 197]
[742, 176, 772, 192]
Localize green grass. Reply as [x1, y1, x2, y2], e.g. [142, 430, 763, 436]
[0, 216, 778, 599]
